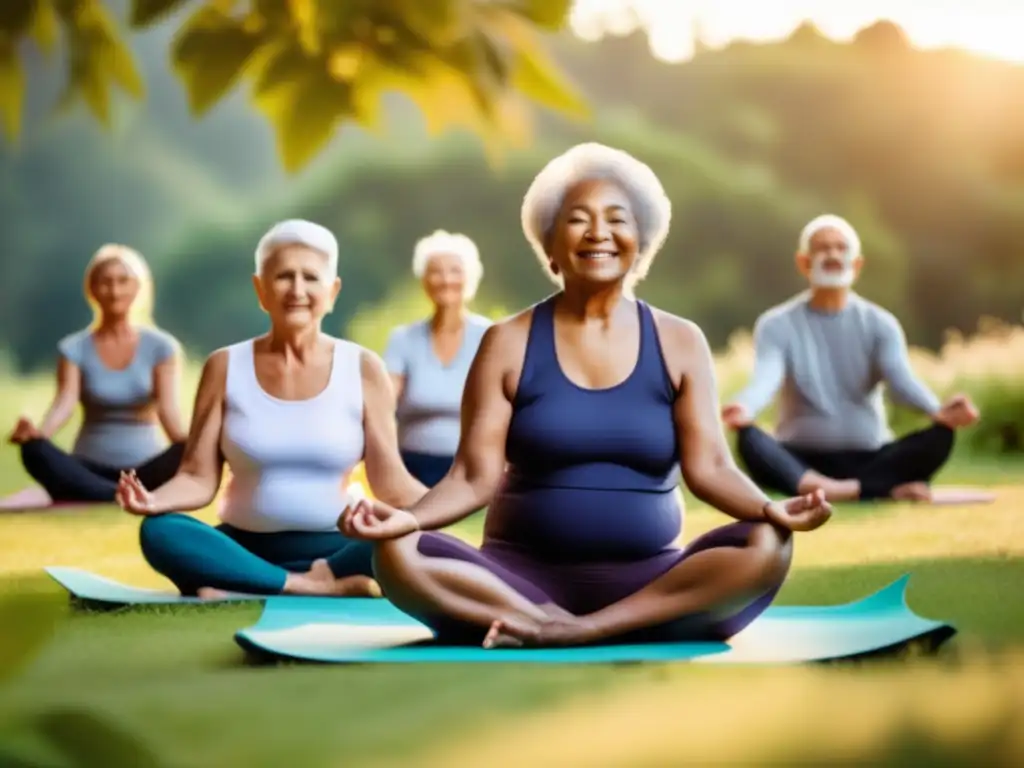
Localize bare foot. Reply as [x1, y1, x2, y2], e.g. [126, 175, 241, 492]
[483, 619, 527, 649]
[483, 609, 597, 649]
[890, 482, 933, 502]
[798, 471, 861, 502]
[0, 486, 53, 510]
[284, 559, 382, 597]
[196, 587, 236, 601]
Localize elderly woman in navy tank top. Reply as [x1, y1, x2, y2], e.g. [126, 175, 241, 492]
[3, 245, 187, 509]
[385, 230, 491, 487]
[340, 144, 833, 647]
[115, 220, 427, 599]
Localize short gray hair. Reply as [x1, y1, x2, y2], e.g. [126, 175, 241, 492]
[411, 230, 484, 301]
[520, 143, 672, 286]
[255, 219, 339, 276]
[798, 214, 862, 258]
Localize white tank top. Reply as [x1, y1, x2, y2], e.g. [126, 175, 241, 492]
[219, 338, 365, 532]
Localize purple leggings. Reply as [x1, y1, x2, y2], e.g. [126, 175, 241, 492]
[414, 521, 788, 645]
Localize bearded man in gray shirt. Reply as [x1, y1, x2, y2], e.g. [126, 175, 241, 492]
[722, 214, 980, 503]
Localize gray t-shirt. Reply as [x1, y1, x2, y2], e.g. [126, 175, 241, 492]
[733, 292, 940, 451]
[384, 314, 491, 456]
[59, 326, 179, 468]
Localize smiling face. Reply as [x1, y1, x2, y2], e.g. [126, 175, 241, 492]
[422, 251, 466, 309]
[88, 258, 140, 320]
[797, 226, 863, 289]
[252, 244, 340, 330]
[546, 178, 640, 289]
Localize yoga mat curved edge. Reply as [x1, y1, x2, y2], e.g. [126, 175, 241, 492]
[44, 566, 265, 605]
[233, 575, 956, 665]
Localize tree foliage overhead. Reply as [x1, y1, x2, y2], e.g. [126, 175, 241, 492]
[0, 0, 588, 169]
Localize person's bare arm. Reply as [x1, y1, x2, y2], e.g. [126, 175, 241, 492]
[389, 373, 405, 403]
[152, 353, 188, 443]
[36, 357, 81, 438]
[362, 351, 427, 508]
[669, 317, 773, 521]
[144, 350, 228, 514]
[403, 322, 517, 530]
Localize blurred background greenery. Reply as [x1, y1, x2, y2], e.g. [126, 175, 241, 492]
[3, 0, 1023, 461]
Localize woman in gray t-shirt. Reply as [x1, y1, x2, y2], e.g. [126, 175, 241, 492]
[384, 230, 491, 487]
[4, 245, 188, 505]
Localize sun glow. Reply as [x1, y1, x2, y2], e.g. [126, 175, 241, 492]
[569, 0, 1024, 65]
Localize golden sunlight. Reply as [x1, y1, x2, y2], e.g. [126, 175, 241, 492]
[569, 0, 1024, 65]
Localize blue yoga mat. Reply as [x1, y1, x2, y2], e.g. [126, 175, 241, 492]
[44, 567, 265, 605]
[234, 575, 956, 665]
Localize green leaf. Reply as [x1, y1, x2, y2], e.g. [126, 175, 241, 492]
[505, 0, 573, 31]
[129, 0, 194, 28]
[37, 708, 167, 768]
[253, 65, 355, 172]
[252, 41, 311, 98]
[104, 36, 146, 97]
[171, 7, 264, 115]
[511, 41, 589, 118]
[0, 589, 65, 684]
[0, 40, 24, 140]
[30, 0, 60, 54]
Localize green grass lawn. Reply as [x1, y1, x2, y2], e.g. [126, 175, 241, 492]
[1, 368, 1021, 766]
[0, 468, 1022, 767]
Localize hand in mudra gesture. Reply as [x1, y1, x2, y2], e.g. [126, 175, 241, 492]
[338, 498, 419, 541]
[116, 470, 157, 516]
[764, 489, 833, 532]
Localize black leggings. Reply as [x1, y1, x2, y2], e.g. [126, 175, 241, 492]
[19, 439, 185, 503]
[736, 425, 955, 501]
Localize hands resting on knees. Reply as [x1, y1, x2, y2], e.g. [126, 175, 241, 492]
[932, 394, 980, 430]
[338, 499, 419, 541]
[722, 392, 980, 433]
[7, 416, 41, 445]
[116, 470, 156, 516]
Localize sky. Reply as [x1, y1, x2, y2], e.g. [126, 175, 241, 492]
[569, 0, 1024, 64]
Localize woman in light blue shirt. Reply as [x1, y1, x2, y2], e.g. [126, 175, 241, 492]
[384, 231, 492, 486]
[4, 245, 187, 506]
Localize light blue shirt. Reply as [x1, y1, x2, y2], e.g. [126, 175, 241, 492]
[384, 314, 491, 456]
[59, 326, 180, 468]
[733, 292, 941, 451]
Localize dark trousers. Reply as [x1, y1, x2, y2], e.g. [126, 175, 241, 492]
[736, 425, 955, 501]
[19, 438, 185, 503]
[400, 450, 454, 488]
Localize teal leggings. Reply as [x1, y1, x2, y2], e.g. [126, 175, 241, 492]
[139, 514, 373, 596]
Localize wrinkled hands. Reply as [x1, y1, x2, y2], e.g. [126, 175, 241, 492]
[764, 489, 833, 532]
[338, 498, 419, 541]
[721, 403, 752, 431]
[7, 416, 41, 445]
[933, 393, 979, 430]
[116, 470, 157, 516]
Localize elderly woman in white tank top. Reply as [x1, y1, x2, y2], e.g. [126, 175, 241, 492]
[116, 220, 428, 598]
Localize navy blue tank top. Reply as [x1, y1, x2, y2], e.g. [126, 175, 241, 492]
[483, 296, 683, 561]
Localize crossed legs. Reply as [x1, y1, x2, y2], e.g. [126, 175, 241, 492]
[737, 425, 955, 502]
[371, 521, 791, 647]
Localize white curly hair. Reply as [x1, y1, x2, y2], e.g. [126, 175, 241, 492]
[797, 214, 862, 258]
[520, 142, 672, 287]
[254, 219, 339, 277]
[411, 230, 484, 301]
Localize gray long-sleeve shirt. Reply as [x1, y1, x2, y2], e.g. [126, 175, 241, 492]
[733, 292, 941, 451]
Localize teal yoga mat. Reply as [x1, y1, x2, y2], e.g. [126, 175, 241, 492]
[234, 575, 956, 665]
[45, 566, 265, 605]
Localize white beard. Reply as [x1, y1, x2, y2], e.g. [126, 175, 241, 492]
[809, 253, 856, 288]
